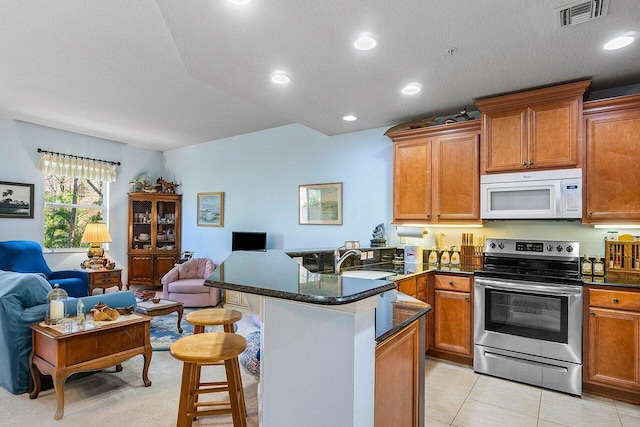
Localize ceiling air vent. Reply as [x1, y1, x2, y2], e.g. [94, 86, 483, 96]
[558, 0, 609, 27]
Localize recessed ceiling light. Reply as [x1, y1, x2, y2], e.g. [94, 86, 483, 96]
[227, 0, 251, 5]
[271, 72, 290, 84]
[354, 35, 377, 51]
[401, 84, 421, 95]
[603, 36, 635, 50]
[343, 115, 358, 121]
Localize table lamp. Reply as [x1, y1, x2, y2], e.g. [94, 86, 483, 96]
[81, 222, 112, 260]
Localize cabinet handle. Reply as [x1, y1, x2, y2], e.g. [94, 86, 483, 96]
[522, 162, 527, 166]
[613, 298, 620, 304]
[588, 211, 593, 216]
[426, 214, 431, 218]
[528, 161, 534, 166]
[449, 281, 454, 286]
[590, 312, 596, 317]
[437, 213, 440, 218]
[465, 296, 470, 301]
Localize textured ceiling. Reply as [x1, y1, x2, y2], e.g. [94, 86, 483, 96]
[0, 0, 639, 151]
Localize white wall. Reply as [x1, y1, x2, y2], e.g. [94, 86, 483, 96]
[0, 119, 163, 277]
[164, 123, 394, 264]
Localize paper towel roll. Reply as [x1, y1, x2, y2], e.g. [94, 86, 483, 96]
[396, 226, 427, 238]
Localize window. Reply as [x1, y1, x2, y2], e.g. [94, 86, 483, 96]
[43, 175, 108, 250]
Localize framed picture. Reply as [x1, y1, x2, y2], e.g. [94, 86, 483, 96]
[0, 181, 34, 219]
[299, 182, 342, 225]
[197, 192, 224, 227]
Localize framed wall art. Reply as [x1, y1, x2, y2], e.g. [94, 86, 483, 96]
[299, 182, 342, 225]
[197, 192, 224, 227]
[0, 181, 34, 219]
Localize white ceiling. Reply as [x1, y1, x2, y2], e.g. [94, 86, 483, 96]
[1, 0, 639, 151]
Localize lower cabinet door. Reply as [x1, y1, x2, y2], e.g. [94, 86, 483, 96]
[434, 289, 472, 356]
[375, 320, 421, 427]
[587, 307, 640, 390]
[154, 255, 177, 285]
[129, 255, 153, 284]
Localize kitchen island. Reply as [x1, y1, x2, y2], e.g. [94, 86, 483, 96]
[206, 250, 429, 427]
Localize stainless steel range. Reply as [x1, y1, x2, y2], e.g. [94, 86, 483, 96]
[474, 238, 583, 395]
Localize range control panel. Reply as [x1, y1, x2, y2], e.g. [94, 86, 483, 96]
[485, 238, 580, 259]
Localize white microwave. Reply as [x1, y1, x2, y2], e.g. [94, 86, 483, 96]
[480, 168, 582, 220]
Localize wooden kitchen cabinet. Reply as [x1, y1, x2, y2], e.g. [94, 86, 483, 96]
[475, 80, 590, 174]
[427, 273, 473, 365]
[375, 318, 425, 427]
[388, 121, 480, 224]
[583, 94, 640, 224]
[395, 273, 428, 302]
[584, 286, 640, 404]
[127, 193, 181, 287]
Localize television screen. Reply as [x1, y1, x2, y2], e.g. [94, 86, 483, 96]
[232, 231, 267, 251]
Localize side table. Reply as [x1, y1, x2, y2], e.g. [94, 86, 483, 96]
[84, 268, 123, 295]
[29, 314, 152, 420]
[135, 299, 184, 333]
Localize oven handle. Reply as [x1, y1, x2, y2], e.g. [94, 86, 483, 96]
[476, 279, 582, 297]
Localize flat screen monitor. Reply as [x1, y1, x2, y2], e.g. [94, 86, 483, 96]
[232, 231, 267, 252]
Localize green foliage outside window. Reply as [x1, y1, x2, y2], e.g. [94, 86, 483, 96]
[44, 175, 107, 249]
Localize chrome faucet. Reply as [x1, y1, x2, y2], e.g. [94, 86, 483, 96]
[334, 247, 361, 273]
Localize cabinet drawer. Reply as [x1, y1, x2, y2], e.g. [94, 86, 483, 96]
[435, 275, 471, 292]
[95, 276, 120, 285]
[589, 288, 640, 311]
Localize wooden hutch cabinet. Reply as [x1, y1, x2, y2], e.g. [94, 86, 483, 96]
[388, 120, 481, 224]
[475, 80, 590, 174]
[127, 193, 181, 287]
[583, 94, 640, 224]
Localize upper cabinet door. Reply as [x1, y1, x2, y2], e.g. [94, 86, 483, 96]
[528, 98, 581, 170]
[481, 107, 526, 173]
[393, 139, 432, 221]
[432, 131, 480, 221]
[584, 94, 640, 223]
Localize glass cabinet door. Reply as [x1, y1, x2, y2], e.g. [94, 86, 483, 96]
[131, 200, 152, 250]
[156, 201, 177, 251]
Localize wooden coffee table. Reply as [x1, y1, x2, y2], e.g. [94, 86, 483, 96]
[135, 299, 184, 333]
[29, 314, 152, 420]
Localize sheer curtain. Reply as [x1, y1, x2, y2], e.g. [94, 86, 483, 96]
[37, 153, 117, 182]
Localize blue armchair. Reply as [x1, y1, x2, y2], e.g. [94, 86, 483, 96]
[0, 240, 89, 297]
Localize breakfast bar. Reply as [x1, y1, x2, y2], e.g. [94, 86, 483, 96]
[206, 250, 428, 427]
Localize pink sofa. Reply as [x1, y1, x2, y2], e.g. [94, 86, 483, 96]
[161, 258, 221, 307]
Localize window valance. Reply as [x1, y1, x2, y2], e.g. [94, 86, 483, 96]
[37, 150, 118, 183]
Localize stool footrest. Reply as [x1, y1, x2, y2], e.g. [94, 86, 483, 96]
[195, 386, 229, 395]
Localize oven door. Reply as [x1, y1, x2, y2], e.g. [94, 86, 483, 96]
[474, 278, 582, 364]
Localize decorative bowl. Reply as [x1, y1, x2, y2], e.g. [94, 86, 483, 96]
[152, 297, 161, 304]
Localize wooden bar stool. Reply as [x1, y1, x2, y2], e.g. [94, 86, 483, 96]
[185, 308, 243, 398]
[170, 332, 248, 427]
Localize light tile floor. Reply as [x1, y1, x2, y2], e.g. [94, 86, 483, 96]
[425, 358, 640, 427]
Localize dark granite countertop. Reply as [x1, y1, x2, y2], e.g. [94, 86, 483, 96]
[343, 262, 477, 279]
[205, 250, 431, 342]
[205, 250, 396, 305]
[583, 279, 640, 289]
[375, 289, 431, 344]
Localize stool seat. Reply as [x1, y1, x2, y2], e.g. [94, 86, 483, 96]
[171, 332, 247, 364]
[186, 308, 242, 331]
[170, 332, 248, 427]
